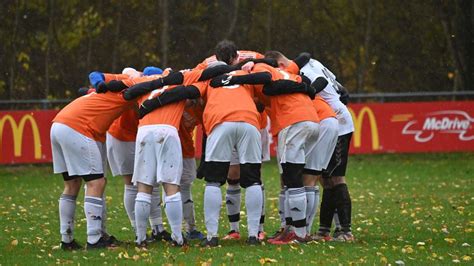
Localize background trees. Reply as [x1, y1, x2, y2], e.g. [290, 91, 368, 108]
[0, 0, 471, 99]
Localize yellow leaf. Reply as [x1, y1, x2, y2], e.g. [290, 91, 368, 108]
[444, 238, 456, 244]
[462, 256, 472, 261]
[11, 239, 18, 246]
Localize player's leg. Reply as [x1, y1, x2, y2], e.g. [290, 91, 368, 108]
[51, 123, 83, 250]
[223, 154, 241, 240]
[271, 122, 319, 244]
[258, 124, 272, 239]
[155, 126, 185, 246]
[330, 132, 354, 241]
[181, 157, 204, 240]
[201, 123, 234, 247]
[236, 122, 263, 245]
[132, 126, 158, 246]
[149, 185, 172, 241]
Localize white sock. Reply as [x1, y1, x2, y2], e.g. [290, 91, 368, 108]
[164, 192, 183, 244]
[284, 188, 291, 228]
[149, 186, 164, 233]
[84, 196, 104, 244]
[279, 189, 286, 228]
[59, 194, 77, 243]
[245, 185, 263, 237]
[135, 192, 152, 244]
[259, 184, 266, 232]
[101, 191, 108, 235]
[226, 184, 241, 232]
[308, 186, 320, 233]
[305, 186, 316, 235]
[181, 184, 196, 232]
[288, 188, 307, 238]
[204, 183, 222, 240]
[333, 210, 341, 230]
[124, 185, 138, 230]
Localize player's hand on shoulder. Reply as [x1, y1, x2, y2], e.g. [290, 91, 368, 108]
[96, 81, 108, 93]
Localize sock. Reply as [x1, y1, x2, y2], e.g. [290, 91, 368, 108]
[284, 187, 293, 228]
[181, 184, 196, 232]
[259, 184, 266, 232]
[278, 188, 286, 228]
[333, 184, 352, 233]
[84, 196, 104, 244]
[333, 210, 341, 230]
[225, 183, 241, 232]
[164, 192, 183, 244]
[135, 192, 152, 244]
[59, 194, 77, 243]
[307, 186, 320, 233]
[245, 185, 263, 238]
[288, 187, 307, 238]
[101, 192, 108, 236]
[318, 187, 336, 234]
[124, 185, 138, 230]
[204, 183, 222, 240]
[149, 186, 164, 234]
[305, 186, 316, 235]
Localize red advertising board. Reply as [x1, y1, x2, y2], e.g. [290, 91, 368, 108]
[1, 101, 473, 164]
[348, 101, 474, 154]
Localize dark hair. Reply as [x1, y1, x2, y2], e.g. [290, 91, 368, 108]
[215, 40, 238, 64]
[264, 50, 285, 61]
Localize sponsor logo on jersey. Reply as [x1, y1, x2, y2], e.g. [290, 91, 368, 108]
[402, 110, 474, 142]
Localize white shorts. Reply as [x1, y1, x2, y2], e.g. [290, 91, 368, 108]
[305, 117, 338, 171]
[106, 133, 135, 176]
[277, 121, 320, 173]
[132, 125, 183, 186]
[205, 122, 262, 164]
[229, 120, 272, 166]
[51, 122, 106, 176]
[181, 158, 196, 185]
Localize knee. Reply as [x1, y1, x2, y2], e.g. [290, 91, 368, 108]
[239, 163, 261, 188]
[332, 176, 346, 185]
[64, 178, 82, 195]
[227, 164, 240, 180]
[204, 161, 229, 186]
[281, 163, 304, 188]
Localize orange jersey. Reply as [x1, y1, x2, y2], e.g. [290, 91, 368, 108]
[107, 108, 139, 142]
[193, 70, 260, 135]
[313, 96, 336, 120]
[179, 103, 205, 158]
[284, 60, 301, 75]
[195, 50, 264, 70]
[53, 92, 135, 142]
[137, 69, 203, 129]
[258, 110, 269, 130]
[252, 63, 319, 136]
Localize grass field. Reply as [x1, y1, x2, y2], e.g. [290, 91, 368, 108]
[0, 153, 473, 265]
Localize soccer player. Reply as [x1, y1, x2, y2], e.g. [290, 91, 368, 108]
[51, 85, 136, 250]
[89, 69, 172, 242]
[274, 52, 356, 241]
[209, 60, 322, 244]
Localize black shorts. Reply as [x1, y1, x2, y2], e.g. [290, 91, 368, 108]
[62, 172, 104, 182]
[323, 132, 352, 178]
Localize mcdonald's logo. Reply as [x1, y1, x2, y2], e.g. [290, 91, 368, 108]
[349, 106, 380, 150]
[0, 114, 42, 159]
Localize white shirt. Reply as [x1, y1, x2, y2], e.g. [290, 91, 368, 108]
[300, 59, 354, 135]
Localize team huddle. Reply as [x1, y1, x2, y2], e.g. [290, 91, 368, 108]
[51, 40, 355, 250]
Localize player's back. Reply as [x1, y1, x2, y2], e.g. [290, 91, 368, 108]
[53, 91, 134, 142]
[300, 59, 339, 104]
[253, 63, 319, 136]
[196, 70, 260, 134]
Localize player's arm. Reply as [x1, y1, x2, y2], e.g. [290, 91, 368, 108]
[336, 81, 350, 105]
[122, 72, 185, 100]
[209, 72, 272, 87]
[293, 52, 311, 69]
[138, 85, 201, 118]
[198, 64, 240, 81]
[235, 58, 278, 68]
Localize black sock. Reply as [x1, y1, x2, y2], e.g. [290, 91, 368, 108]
[334, 183, 352, 233]
[318, 187, 336, 233]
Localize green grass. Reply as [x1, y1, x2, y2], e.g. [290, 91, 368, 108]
[0, 153, 473, 265]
